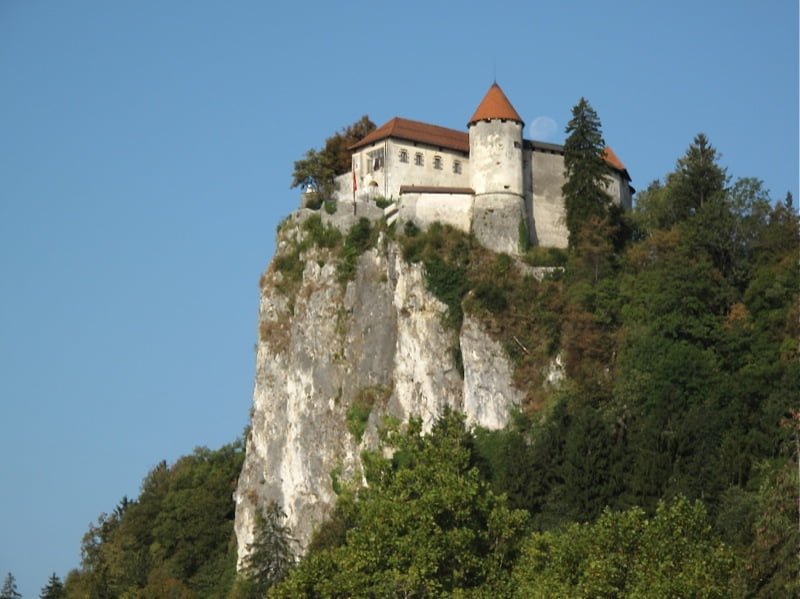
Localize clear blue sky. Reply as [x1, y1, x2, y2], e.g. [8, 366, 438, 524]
[1, 1, 796, 595]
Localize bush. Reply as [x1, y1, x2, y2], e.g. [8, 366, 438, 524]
[345, 386, 390, 442]
[324, 200, 337, 214]
[473, 281, 509, 313]
[304, 194, 322, 210]
[523, 246, 568, 267]
[302, 214, 342, 249]
[374, 196, 393, 209]
[337, 218, 376, 284]
[423, 256, 470, 329]
[403, 220, 420, 237]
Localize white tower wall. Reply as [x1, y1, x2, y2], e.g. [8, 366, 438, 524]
[469, 119, 524, 198]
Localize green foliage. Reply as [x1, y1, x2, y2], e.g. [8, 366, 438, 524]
[0, 573, 21, 599]
[323, 199, 337, 214]
[336, 218, 377, 284]
[374, 196, 393, 209]
[512, 497, 742, 598]
[65, 441, 245, 599]
[290, 116, 375, 200]
[272, 411, 529, 597]
[562, 97, 613, 247]
[239, 502, 296, 597]
[39, 573, 66, 599]
[345, 385, 390, 442]
[522, 245, 568, 267]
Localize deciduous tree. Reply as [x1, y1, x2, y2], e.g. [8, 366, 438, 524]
[290, 116, 375, 200]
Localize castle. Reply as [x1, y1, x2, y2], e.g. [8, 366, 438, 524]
[331, 83, 633, 253]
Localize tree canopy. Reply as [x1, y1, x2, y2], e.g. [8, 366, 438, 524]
[562, 97, 613, 247]
[0, 574, 21, 599]
[290, 115, 375, 200]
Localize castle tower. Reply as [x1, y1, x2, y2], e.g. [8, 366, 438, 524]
[468, 83, 527, 255]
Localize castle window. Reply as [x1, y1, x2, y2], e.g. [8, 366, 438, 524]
[414, 152, 424, 166]
[367, 148, 384, 173]
[453, 160, 462, 174]
[433, 155, 442, 170]
[399, 149, 409, 163]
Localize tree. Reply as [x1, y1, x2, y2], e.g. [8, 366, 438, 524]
[39, 573, 65, 599]
[512, 497, 741, 598]
[290, 115, 375, 201]
[272, 410, 529, 597]
[665, 133, 727, 224]
[0, 573, 21, 599]
[239, 502, 296, 597]
[562, 97, 613, 247]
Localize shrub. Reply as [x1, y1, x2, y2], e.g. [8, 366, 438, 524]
[337, 218, 376, 284]
[403, 220, 420, 237]
[304, 194, 323, 210]
[473, 281, 509, 313]
[303, 214, 342, 249]
[345, 386, 391, 442]
[523, 246, 568, 267]
[374, 196, 393, 209]
[324, 200, 338, 214]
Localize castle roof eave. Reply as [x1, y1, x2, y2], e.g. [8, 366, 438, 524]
[350, 117, 469, 154]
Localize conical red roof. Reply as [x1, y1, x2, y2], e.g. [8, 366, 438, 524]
[468, 83, 523, 126]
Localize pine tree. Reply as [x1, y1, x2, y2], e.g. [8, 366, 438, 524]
[562, 97, 613, 247]
[0, 572, 22, 599]
[39, 573, 64, 599]
[665, 133, 727, 222]
[240, 501, 296, 597]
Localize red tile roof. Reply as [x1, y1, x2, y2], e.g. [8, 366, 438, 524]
[601, 147, 626, 171]
[350, 117, 469, 153]
[349, 114, 630, 181]
[468, 83, 524, 126]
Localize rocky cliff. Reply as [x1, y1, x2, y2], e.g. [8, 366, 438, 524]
[233, 209, 529, 567]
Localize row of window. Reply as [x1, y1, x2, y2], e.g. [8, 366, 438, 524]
[398, 149, 462, 174]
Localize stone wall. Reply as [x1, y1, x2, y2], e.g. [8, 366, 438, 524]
[528, 148, 569, 248]
[398, 192, 473, 234]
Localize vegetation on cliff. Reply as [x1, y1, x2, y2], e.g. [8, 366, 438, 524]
[55, 128, 798, 597]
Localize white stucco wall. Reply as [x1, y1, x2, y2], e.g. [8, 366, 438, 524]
[350, 139, 470, 201]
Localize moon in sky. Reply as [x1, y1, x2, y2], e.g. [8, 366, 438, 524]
[530, 116, 558, 141]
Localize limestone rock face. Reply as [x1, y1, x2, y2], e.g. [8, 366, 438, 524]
[234, 217, 524, 567]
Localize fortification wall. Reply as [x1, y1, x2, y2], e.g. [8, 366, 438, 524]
[398, 192, 473, 234]
[472, 193, 525, 255]
[529, 149, 568, 249]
